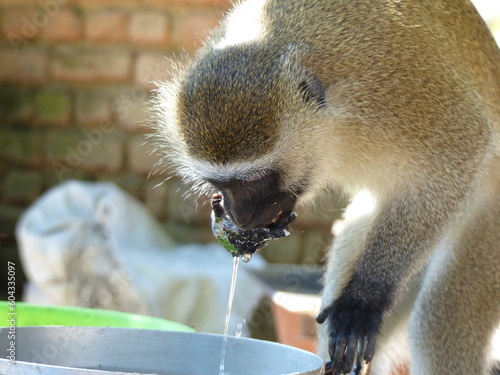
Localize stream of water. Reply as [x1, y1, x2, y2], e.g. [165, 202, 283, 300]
[219, 255, 240, 375]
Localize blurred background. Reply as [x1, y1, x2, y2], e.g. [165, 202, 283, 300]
[0, 0, 346, 302]
[0, 0, 499, 344]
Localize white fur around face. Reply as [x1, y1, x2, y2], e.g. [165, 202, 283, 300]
[180, 154, 276, 183]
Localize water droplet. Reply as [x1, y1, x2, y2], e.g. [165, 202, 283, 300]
[241, 253, 252, 263]
[235, 321, 244, 338]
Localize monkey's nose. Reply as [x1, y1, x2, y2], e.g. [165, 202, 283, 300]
[212, 169, 298, 230]
[223, 197, 290, 231]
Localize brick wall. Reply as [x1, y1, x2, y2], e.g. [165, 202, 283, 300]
[0, 0, 341, 294]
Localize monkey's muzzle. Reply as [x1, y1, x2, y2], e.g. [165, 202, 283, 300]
[211, 194, 296, 261]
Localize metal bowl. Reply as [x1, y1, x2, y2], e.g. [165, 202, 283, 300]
[0, 326, 324, 375]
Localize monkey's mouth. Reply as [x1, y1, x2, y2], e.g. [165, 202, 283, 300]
[211, 194, 297, 258]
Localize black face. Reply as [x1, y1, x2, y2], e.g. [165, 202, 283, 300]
[208, 170, 299, 231]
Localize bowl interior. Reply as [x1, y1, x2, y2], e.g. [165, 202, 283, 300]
[0, 326, 324, 375]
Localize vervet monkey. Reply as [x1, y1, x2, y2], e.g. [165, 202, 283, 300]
[151, 0, 500, 374]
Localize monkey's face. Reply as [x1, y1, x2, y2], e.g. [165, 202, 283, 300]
[159, 45, 328, 230]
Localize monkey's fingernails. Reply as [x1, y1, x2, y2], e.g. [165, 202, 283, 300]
[324, 361, 334, 375]
[363, 336, 376, 364]
[211, 194, 225, 217]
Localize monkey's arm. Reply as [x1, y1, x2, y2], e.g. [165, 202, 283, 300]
[317, 182, 467, 374]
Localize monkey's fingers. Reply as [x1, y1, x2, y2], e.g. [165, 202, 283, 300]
[316, 303, 378, 375]
[324, 361, 334, 375]
[352, 337, 366, 375]
[340, 334, 358, 374]
[329, 336, 347, 374]
[267, 211, 297, 238]
[329, 334, 360, 374]
[272, 211, 297, 228]
[211, 194, 225, 219]
[316, 306, 331, 324]
[363, 335, 377, 363]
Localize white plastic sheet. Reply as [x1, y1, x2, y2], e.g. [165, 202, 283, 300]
[16, 180, 267, 334]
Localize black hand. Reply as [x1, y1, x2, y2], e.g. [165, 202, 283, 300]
[212, 194, 226, 219]
[316, 295, 384, 374]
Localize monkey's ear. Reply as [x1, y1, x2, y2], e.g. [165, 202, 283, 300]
[299, 72, 326, 109]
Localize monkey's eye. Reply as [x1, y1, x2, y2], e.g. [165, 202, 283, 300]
[299, 73, 326, 109]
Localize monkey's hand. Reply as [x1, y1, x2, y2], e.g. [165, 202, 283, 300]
[211, 194, 296, 260]
[316, 294, 384, 375]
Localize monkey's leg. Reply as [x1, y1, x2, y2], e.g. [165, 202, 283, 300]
[317, 202, 377, 365]
[318, 206, 415, 375]
[409, 186, 500, 375]
[317, 181, 477, 375]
